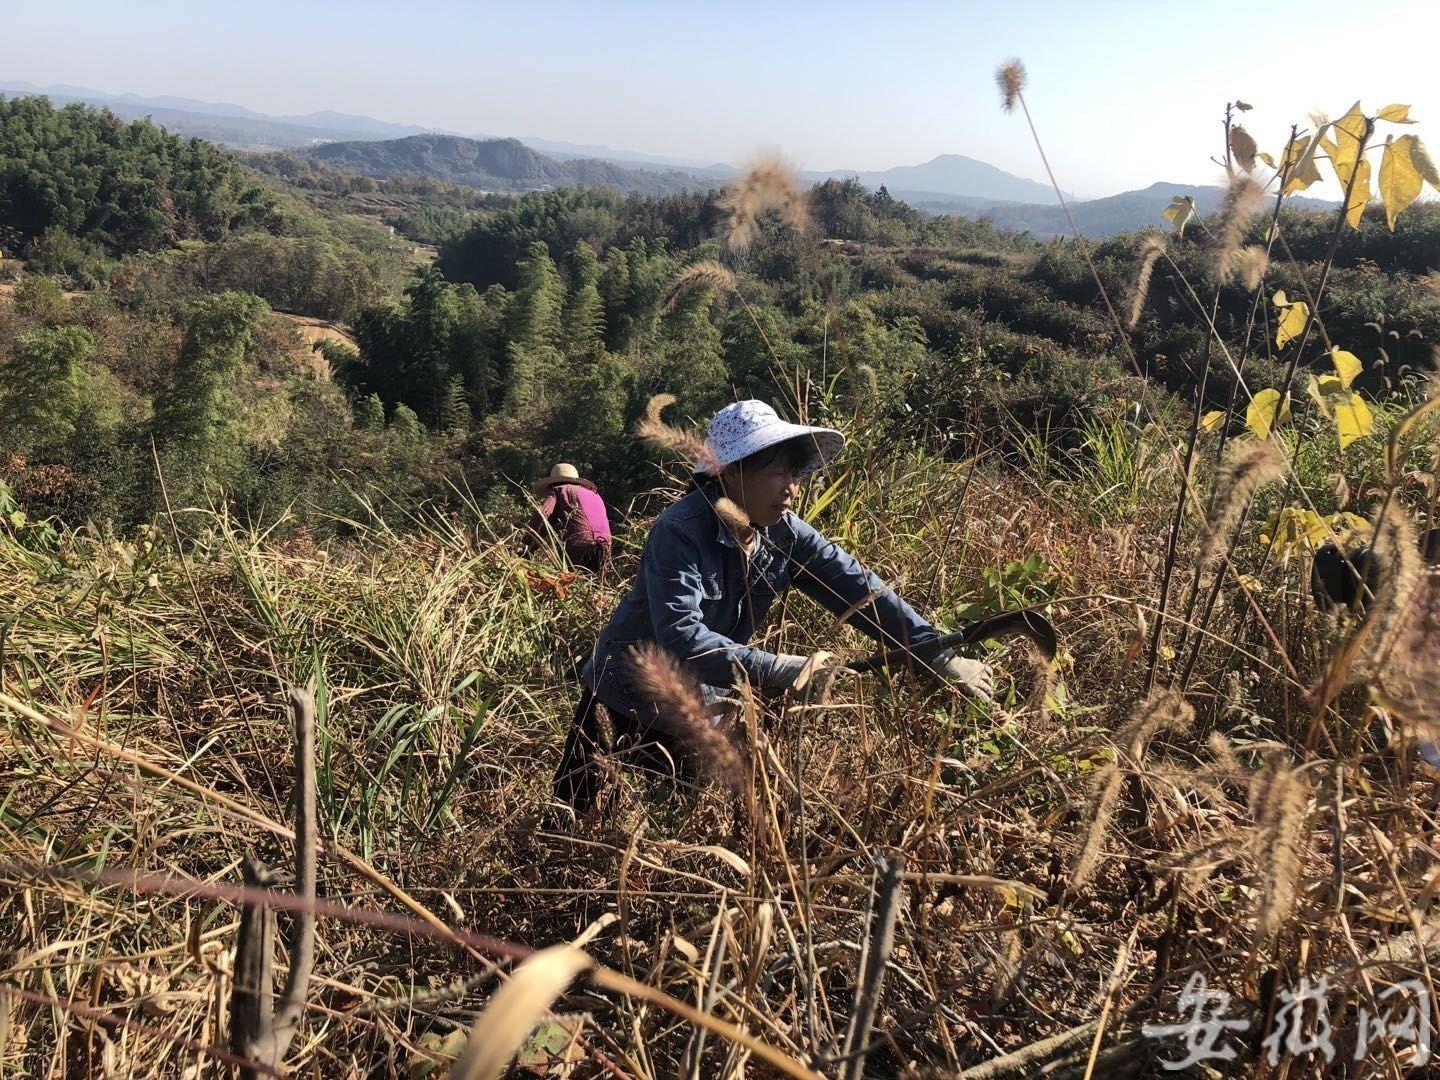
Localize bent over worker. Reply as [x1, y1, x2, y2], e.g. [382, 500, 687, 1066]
[553, 399, 993, 812]
[528, 463, 613, 577]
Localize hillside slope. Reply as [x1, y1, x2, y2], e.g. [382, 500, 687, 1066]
[308, 134, 707, 195]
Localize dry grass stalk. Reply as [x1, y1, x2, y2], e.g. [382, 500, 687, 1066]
[626, 642, 744, 792]
[1248, 754, 1307, 941]
[1198, 440, 1285, 570]
[661, 260, 738, 314]
[1212, 176, 1264, 284]
[450, 945, 593, 1080]
[1234, 245, 1270, 291]
[995, 59, 1026, 113]
[1126, 232, 1166, 331]
[1072, 762, 1123, 888]
[721, 154, 810, 253]
[1114, 687, 1195, 760]
[635, 393, 721, 476]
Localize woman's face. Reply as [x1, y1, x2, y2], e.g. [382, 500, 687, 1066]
[723, 455, 800, 528]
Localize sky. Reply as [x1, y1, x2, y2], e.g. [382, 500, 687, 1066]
[4, 0, 1439, 198]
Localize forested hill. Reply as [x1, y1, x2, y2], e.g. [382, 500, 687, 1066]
[307, 135, 705, 196]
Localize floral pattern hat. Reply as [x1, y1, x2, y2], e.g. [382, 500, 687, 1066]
[701, 400, 845, 476]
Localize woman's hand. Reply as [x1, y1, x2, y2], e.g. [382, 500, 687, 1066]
[935, 655, 994, 702]
[768, 651, 839, 694]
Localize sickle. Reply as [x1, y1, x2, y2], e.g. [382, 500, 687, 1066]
[844, 608, 1058, 676]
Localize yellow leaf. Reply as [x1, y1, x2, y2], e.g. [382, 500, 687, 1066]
[1379, 136, 1425, 230]
[1329, 101, 1368, 188]
[1306, 374, 1333, 419]
[1275, 299, 1310, 349]
[1199, 409, 1226, 434]
[1229, 126, 1258, 172]
[1331, 347, 1363, 388]
[1334, 392, 1373, 449]
[1344, 157, 1371, 229]
[1282, 130, 1326, 194]
[1258, 151, 1277, 169]
[1272, 289, 1291, 307]
[1378, 103, 1416, 124]
[1410, 138, 1440, 189]
[1162, 195, 1196, 235]
[1247, 388, 1291, 439]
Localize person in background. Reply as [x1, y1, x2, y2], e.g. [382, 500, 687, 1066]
[553, 399, 993, 813]
[528, 463, 613, 578]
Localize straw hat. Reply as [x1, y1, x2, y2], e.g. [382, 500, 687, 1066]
[533, 462, 597, 496]
[703, 400, 845, 476]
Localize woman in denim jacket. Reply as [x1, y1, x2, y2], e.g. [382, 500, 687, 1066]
[553, 399, 992, 812]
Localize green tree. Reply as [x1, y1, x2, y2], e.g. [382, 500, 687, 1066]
[562, 242, 606, 356]
[440, 372, 471, 433]
[151, 292, 267, 492]
[0, 325, 93, 455]
[354, 392, 386, 431]
[510, 241, 565, 350]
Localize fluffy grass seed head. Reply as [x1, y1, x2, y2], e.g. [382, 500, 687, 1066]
[1234, 245, 1270, 292]
[661, 260, 737, 315]
[635, 393, 722, 476]
[996, 59, 1027, 113]
[626, 643, 744, 793]
[1072, 761, 1123, 889]
[1248, 753, 1307, 942]
[1198, 440, 1285, 571]
[721, 154, 810, 253]
[1213, 175, 1265, 284]
[1126, 231, 1167, 331]
[1115, 686, 1195, 760]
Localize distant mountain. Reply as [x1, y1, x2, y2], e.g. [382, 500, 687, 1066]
[908, 181, 1337, 238]
[0, 81, 435, 148]
[808, 154, 1060, 205]
[307, 134, 709, 196]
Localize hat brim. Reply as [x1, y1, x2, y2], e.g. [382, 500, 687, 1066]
[533, 475, 598, 496]
[707, 423, 846, 476]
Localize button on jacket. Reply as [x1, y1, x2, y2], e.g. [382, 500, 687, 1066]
[583, 483, 940, 719]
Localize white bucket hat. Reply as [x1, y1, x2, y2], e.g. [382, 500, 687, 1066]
[703, 400, 845, 476]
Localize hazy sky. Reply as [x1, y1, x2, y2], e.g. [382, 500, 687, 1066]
[4, 0, 1438, 197]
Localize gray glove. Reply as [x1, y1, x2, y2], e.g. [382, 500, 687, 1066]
[765, 651, 837, 694]
[934, 654, 994, 702]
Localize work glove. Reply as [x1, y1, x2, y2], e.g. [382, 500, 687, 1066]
[931, 653, 994, 703]
[766, 651, 838, 695]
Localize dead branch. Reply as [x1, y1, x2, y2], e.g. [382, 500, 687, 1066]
[229, 686, 318, 1078]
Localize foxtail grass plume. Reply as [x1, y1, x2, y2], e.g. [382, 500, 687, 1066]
[1126, 232, 1166, 331]
[1213, 176, 1265, 284]
[1380, 555, 1440, 728]
[1234, 245, 1270, 292]
[1198, 440, 1285, 571]
[995, 59, 1027, 113]
[635, 393, 722, 476]
[1359, 512, 1422, 677]
[1114, 686, 1195, 760]
[1072, 761, 1122, 888]
[714, 496, 755, 548]
[1248, 753, 1307, 941]
[720, 154, 810, 253]
[661, 260, 737, 315]
[626, 642, 744, 793]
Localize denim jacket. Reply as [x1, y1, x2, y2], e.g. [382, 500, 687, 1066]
[583, 483, 940, 717]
